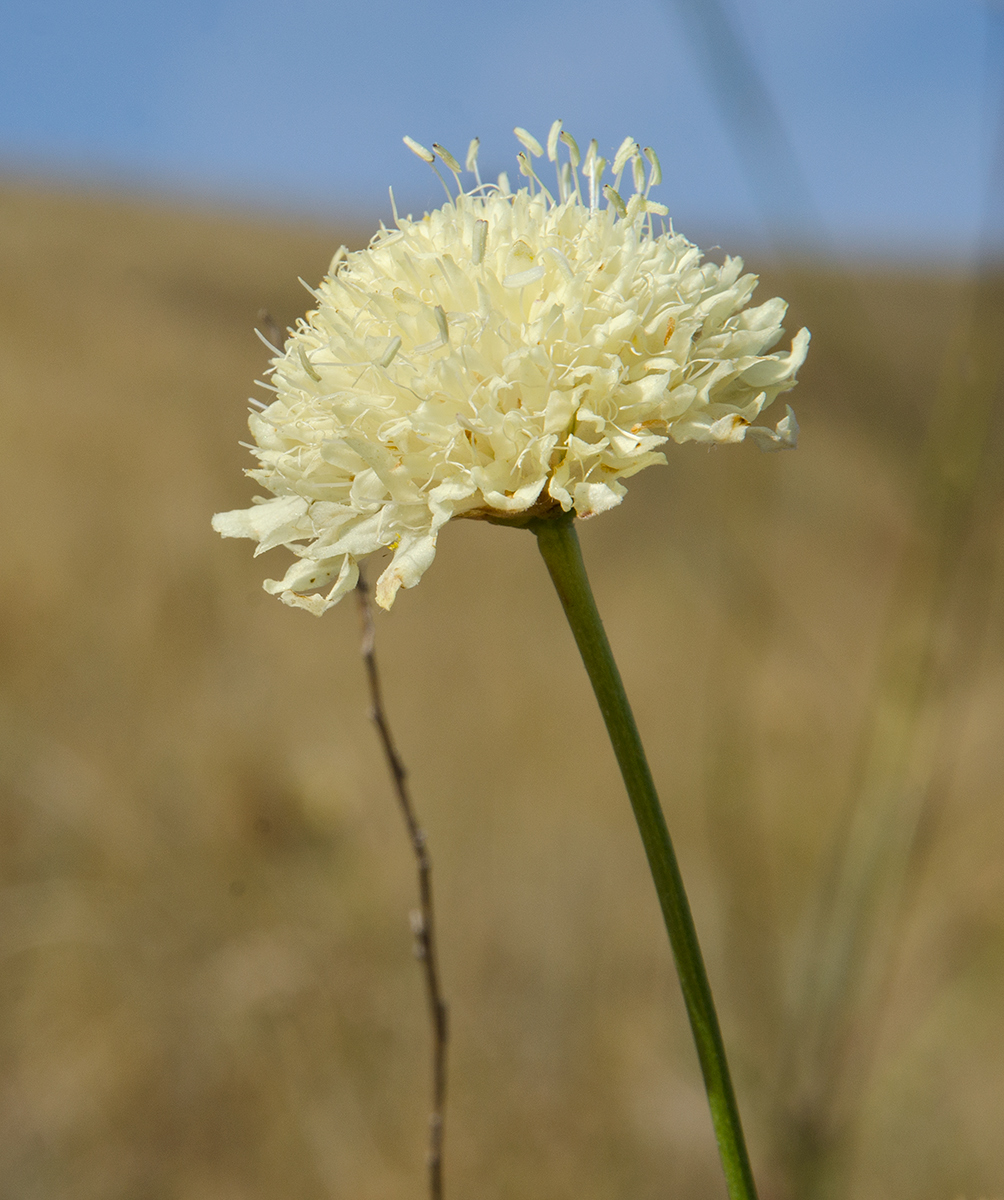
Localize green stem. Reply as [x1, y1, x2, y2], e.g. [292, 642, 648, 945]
[531, 510, 758, 1200]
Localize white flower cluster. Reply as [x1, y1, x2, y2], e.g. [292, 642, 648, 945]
[214, 124, 809, 613]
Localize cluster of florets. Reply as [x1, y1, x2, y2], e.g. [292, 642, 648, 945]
[213, 123, 809, 612]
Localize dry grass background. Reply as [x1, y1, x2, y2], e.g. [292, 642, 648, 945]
[2, 178, 1003, 1200]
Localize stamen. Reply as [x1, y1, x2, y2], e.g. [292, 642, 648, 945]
[433, 143, 464, 194]
[404, 135, 452, 201]
[389, 186, 400, 226]
[472, 219, 488, 265]
[516, 151, 555, 205]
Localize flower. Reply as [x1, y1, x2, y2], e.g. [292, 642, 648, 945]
[213, 124, 809, 614]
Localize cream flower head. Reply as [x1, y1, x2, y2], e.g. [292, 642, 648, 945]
[213, 124, 809, 613]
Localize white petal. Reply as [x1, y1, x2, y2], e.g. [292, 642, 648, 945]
[375, 536, 438, 610]
[573, 481, 626, 518]
[212, 495, 309, 551]
[745, 405, 799, 452]
[708, 414, 750, 444]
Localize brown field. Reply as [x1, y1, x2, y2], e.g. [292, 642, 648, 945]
[1, 178, 1003, 1200]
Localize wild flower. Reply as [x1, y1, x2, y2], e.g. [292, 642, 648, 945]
[213, 123, 809, 612]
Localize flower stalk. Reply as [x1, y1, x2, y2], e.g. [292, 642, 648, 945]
[531, 510, 758, 1200]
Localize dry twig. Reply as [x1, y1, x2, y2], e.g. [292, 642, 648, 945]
[355, 573, 449, 1200]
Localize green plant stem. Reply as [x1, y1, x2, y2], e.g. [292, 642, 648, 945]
[531, 510, 758, 1200]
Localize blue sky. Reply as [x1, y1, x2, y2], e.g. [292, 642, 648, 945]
[2, 0, 1002, 258]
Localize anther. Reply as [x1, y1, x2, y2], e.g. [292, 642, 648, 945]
[514, 127, 544, 157]
[547, 119, 562, 162]
[403, 135, 435, 163]
[613, 137, 637, 176]
[472, 219, 488, 265]
[560, 131, 581, 168]
[603, 186, 628, 218]
[298, 345, 322, 382]
[544, 246, 574, 279]
[633, 153, 646, 193]
[379, 336, 402, 368]
[503, 265, 545, 289]
[434, 305, 450, 344]
[432, 143, 462, 173]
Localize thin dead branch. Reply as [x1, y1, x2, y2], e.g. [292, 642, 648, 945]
[355, 572, 449, 1200]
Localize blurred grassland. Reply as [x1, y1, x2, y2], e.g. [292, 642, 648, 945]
[1, 178, 1004, 1200]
